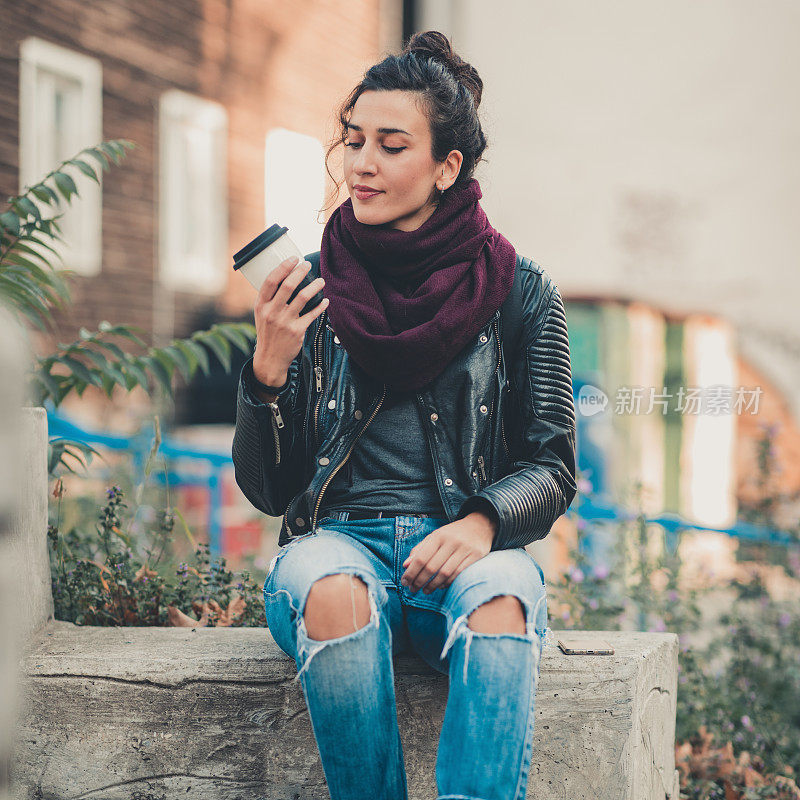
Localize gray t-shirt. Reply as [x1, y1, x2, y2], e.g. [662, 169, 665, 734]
[318, 386, 447, 517]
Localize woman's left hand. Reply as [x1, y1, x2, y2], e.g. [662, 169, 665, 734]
[400, 512, 496, 593]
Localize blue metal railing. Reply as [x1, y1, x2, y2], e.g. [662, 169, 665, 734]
[570, 495, 794, 555]
[45, 379, 793, 560]
[47, 407, 232, 554]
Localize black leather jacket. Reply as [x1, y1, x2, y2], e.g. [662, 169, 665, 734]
[232, 251, 577, 551]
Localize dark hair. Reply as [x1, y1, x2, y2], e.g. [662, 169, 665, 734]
[321, 30, 488, 215]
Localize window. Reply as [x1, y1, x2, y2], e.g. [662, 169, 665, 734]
[264, 128, 325, 255]
[19, 37, 103, 276]
[159, 90, 227, 293]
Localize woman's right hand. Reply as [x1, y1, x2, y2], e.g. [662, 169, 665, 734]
[252, 255, 329, 386]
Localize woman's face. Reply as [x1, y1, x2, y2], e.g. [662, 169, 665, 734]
[342, 89, 462, 232]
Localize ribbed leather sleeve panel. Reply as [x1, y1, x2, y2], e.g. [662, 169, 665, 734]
[480, 466, 569, 550]
[528, 287, 575, 430]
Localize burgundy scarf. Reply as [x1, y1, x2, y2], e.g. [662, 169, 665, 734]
[320, 177, 516, 392]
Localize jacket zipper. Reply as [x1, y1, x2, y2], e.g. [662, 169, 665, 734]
[477, 454, 487, 485]
[496, 311, 511, 457]
[501, 387, 510, 457]
[480, 315, 505, 475]
[268, 401, 285, 465]
[312, 310, 327, 446]
[311, 383, 387, 531]
[301, 310, 326, 449]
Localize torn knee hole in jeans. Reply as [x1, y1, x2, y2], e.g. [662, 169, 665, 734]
[439, 592, 548, 685]
[293, 572, 382, 683]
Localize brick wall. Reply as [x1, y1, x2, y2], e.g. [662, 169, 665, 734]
[0, 0, 396, 366]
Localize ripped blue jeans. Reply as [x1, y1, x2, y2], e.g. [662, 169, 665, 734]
[263, 512, 549, 800]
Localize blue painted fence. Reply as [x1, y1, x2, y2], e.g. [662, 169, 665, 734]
[46, 377, 793, 561]
[47, 406, 231, 554]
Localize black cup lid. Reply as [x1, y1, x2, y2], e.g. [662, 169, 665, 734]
[232, 224, 289, 270]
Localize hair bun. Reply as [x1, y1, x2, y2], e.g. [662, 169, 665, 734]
[403, 30, 483, 107]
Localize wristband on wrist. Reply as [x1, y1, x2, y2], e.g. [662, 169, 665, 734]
[250, 366, 290, 396]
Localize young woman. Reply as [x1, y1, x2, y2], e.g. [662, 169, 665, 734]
[232, 30, 577, 800]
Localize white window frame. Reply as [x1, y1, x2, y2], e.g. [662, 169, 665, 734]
[18, 37, 103, 276]
[158, 90, 228, 294]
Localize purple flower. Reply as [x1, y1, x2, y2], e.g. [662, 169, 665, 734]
[779, 612, 792, 628]
[592, 564, 610, 580]
[667, 590, 679, 602]
[741, 715, 753, 731]
[561, 609, 571, 621]
[569, 567, 585, 583]
[589, 598, 599, 610]
[650, 617, 667, 632]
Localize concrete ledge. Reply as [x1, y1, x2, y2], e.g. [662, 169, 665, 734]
[7, 408, 51, 643]
[13, 622, 679, 799]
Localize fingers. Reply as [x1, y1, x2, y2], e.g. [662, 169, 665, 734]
[298, 294, 330, 327]
[400, 540, 432, 588]
[256, 255, 309, 307]
[421, 549, 473, 593]
[256, 254, 298, 305]
[402, 539, 461, 593]
[287, 274, 325, 316]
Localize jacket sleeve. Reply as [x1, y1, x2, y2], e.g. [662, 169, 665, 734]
[231, 344, 308, 518]
[455, 277, 577, 550]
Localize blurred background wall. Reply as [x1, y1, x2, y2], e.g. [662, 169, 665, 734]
[421, 1, 799, 415]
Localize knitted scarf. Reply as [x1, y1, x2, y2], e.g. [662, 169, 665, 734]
[320, 177, 516, 392]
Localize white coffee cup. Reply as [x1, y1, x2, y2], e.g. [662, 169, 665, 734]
[233, 224, 323, 315]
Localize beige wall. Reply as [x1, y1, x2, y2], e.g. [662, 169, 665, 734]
[418, 0, 800, 419]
